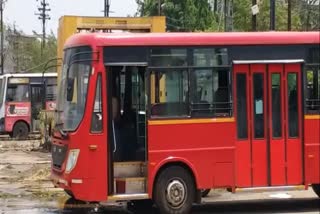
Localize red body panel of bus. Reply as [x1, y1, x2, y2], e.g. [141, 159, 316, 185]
[5, 102, 31, 132]
[51, 32, 320, 202]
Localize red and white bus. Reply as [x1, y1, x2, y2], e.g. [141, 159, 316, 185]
[51, 32, 320, 214]
[0, 73, 57, 138]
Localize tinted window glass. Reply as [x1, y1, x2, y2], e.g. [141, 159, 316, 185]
[191, 68, 230, 117]
[150, 69, 189, 117]
[91, 75, 103, 132]
[253, 73, 264, 139]
[150, 48, 187, 67]
[288, 73, 299, 137]
[271, 73, 282, 138]
[46, 85, 57, 101]
[193, 48, 228, 66]
[305, 65, 320, 113]
[6, 84, 30, 102]
[236, 74, 248, 139]
[307, 47, 320, 64]
[104, 47, 148, 63]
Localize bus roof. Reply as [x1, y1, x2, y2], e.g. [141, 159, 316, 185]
[65, 31, 320, 49]
[1, 73, 57, 78]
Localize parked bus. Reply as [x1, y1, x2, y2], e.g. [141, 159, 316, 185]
[0, 73, 57, 138]
[51, 32, 320, 214]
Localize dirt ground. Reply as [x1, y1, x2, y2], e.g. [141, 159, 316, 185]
[0, 138, 319, 214]
[0, 139, 68, 212]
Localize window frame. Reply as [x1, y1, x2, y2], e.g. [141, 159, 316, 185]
[147, 46, 232, 120]
[148, 68, 190, 119]
[6, 83, 31, 102]
[189, 66, 232, 118]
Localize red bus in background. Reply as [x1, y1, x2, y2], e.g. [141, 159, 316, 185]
[0, 73, 57, 138]
[51, 32, 320, 214]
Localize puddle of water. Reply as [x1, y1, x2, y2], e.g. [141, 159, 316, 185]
[269, 192, 292, 199]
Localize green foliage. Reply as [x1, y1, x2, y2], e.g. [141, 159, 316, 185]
[5, 25, 57, 73]
[136, 0, 217, 31]
[136, 0, 320, 32]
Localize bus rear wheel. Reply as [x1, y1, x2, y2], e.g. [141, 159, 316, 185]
[13, 122, 29, 139]
[154, 166, 195, 214]
[311, 184, 320, 198]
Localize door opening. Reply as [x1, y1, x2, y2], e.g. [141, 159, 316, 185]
[107, 65, 147, 195]
[30, 85, 43, 131]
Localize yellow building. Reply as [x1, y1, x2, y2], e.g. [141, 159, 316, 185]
[57, 16, 166, 70]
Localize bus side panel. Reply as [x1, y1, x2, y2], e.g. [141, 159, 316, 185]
[304, 118, 320, 184]
[148, 120, 236, 195]
[5, 102, 31, 132]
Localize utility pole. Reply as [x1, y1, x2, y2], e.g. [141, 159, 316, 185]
[270, 0, 275, 30]
[36, 0, 50, 60]
[104, 0, 110, 17]
[224, 0, 233, 32]
[287, 0, 291, 31]
[158, 0, 161, 16]
[252, 0, 257, 31]
[0, 0, 5, 75]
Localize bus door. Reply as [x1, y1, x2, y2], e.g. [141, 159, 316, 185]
[268, 64, 303, 186]
[234, 63, 303, 187]
[30, 84, 43, 131]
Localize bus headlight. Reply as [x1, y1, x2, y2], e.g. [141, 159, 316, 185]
[65, 149, 80, 173]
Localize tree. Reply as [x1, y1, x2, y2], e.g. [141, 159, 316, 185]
[4, 24, 57, 73]
[136, 0, 218, 31]
[233, 0, 302, 31]
[136, 0, 319, 32]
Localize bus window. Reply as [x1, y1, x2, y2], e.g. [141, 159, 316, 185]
[236, 73, 248, 139]
[193, 48, 228, 66]
[46, 77, 57, 101]
[288, 73, 298, 138]
[150, 48, 187, 67]
[91, 75, 102, 133]
[305, 65, 320, 113]
[191, 68, 231, 117]
[150, 69, 189, 117]
[46, 85, 57, 101]
[6, 84, 30, 102]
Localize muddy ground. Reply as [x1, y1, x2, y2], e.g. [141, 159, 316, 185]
[0, 138, 319, 214]
[0, 139, 68, 212]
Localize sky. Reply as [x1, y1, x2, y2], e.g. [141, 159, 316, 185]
[3, 0, 138, 35]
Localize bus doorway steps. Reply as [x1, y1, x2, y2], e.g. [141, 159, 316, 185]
[113, 161, 147, 194]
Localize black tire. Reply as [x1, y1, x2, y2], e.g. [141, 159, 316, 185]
[12, 122, 29, 139]
[311, 184, 320, 198]
[63, 197, 93, 214]
[201, 189, 211, 197]
[154, 166, 195, 214]
[8, 132, 13, 138]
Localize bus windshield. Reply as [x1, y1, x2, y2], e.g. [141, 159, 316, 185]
[55, 46, 92, 132]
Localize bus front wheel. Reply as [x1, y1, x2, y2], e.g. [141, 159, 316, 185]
[311, 184, 320, 198]
[13, 122, 29, 139]
[154, 166, 195, 214]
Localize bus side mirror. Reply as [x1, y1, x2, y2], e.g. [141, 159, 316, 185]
[67, 78, 75, 102]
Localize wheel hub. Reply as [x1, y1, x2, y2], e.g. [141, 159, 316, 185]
[166, 180, 186, 208]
